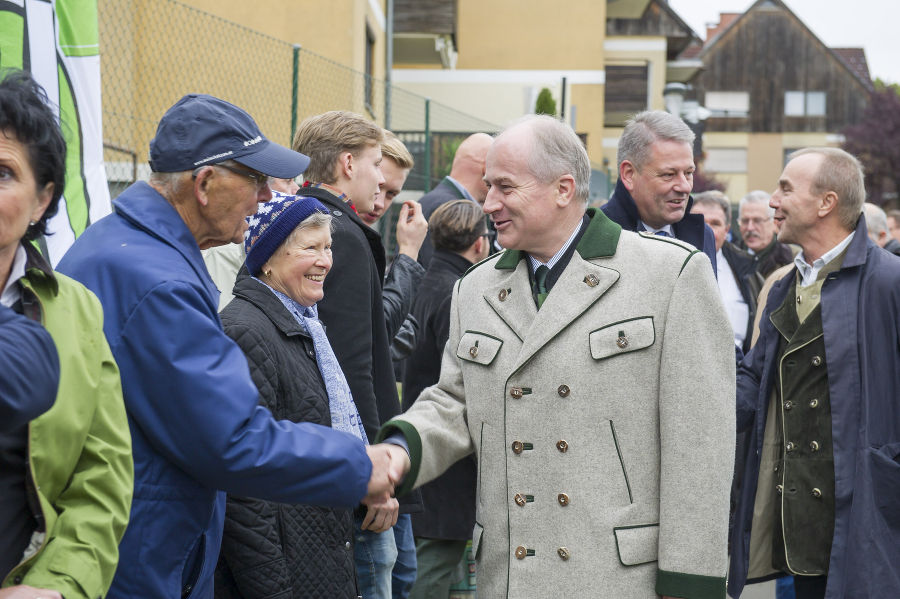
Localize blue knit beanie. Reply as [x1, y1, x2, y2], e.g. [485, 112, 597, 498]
[244, 193, 330, 275]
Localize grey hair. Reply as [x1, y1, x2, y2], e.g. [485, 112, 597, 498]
[617, 110, 695, 170]
[278, 212, 333, 254]
[863, 202, 888, 236]
[692, 190, 731, 223]
[739, 190, 774, 219]
[788, 147, 866, 230]
[502, 114, 591, 203]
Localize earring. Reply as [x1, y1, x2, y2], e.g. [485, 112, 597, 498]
[29, 221, 36, 226]
[264, 269, 272, 277]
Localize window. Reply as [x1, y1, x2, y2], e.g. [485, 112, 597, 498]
[705, 91, 749, 118]
[365, 25, 375, 111]
[704, 148, 747, 174]
[785, 91, 826, 117]
[604, 65, 649, 127]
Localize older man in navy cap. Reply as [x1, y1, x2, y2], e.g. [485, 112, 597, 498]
[58, 95, 401, 599]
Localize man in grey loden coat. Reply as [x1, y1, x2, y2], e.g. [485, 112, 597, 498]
[378, 115, 736, 598]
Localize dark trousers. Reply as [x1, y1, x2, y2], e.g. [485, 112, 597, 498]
[792, 575, 827, 599]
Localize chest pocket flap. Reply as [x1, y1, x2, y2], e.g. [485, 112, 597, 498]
[590, 316, 655, 361]
[457, 331, 503, 366]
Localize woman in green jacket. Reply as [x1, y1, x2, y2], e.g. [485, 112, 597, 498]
[0, 70, 133, 599]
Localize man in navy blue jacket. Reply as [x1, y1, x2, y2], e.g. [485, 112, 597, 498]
[58, 95, 400, 599]
[0, 305, 58, 430]
[602, 110, 717, 274]
[730, 148, 900, 599]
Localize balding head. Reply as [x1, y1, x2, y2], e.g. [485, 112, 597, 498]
[449, 133, 493, 203]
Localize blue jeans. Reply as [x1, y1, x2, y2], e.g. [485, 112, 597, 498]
[355, 514, 398, 599]
[777, 576, 797, 599]
[391, 514, 417, 599]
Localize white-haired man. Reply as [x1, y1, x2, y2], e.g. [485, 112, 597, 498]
[379, 115, 735, 599]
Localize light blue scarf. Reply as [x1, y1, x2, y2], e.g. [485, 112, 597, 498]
[255, 278, 368, 443]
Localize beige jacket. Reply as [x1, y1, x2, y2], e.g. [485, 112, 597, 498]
[381, 210, 735, 598]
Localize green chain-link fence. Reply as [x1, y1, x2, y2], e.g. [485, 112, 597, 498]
[98, 0, 504, 256]
[99, 0, 501, 196]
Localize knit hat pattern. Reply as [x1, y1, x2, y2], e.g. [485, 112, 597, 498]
[244, 192, 330, 275]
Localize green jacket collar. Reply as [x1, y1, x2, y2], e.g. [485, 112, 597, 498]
[495, 208, 622, 269]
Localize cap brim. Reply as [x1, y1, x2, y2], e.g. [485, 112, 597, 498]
[236, 141, 311, 179]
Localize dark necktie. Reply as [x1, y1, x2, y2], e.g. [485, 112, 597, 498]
[534, 265, 550, 309]
[654, 230, 671, 238]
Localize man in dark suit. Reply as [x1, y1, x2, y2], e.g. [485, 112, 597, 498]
[417, 133, 492, 267]
[691, 191, 762, 354]
[601, 110, 717, 273]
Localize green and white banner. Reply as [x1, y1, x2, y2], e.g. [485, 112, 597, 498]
[0, 0, 110, 265]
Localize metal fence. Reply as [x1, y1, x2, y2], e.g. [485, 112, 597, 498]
[98, 0, 502, 199]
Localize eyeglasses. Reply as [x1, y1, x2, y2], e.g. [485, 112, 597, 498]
[193, 163, 269, 188]
[739, 217, 771, 226]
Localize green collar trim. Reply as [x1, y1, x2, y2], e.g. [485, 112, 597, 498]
[494, 208, 622, 269]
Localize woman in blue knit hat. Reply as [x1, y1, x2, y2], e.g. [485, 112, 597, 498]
[215, 194, 383, 599]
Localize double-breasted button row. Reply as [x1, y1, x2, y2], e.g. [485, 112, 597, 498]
[512, 493, 570, 506]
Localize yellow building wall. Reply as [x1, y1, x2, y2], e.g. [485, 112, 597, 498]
[99, 0, 387, 171]
[456, 0, 604, 70]
[746, 133, 784, 195]
[180, 0, 385, 78]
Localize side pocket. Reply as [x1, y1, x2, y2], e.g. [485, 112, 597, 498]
[613, 523, 659, 566]
[472, 521, 484, 560]
[609, 421, 634, 504]
[181, 533, 205, 598]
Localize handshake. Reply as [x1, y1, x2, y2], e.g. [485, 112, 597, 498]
[359, 443, 411, 533]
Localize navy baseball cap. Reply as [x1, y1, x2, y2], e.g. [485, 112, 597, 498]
[149, 94, 310, 178]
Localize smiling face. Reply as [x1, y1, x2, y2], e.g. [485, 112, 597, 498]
[621, 139, 695, 229]
[0, 130, 52, 270]
[770, 153, 825, 247]
[482, 127, 569, 261]
[263, 224, 332, 307]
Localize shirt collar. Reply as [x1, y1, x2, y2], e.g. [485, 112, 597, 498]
[445, 176, 475, 202]
[1, 244, 28, 307]
[638, 220, 674, 236]
[794, 231, 855, 287]
[527, 218, 583, 273]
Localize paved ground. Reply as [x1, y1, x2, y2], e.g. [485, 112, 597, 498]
[734, 580, 776, 599]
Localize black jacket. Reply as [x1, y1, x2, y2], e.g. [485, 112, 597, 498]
[602, 179, 718, 275]
[301, 186, 423, 514]
[215, 274, 356, 599]
[417, 177, 468, 268]
[752, 238, 794, 278]
[402, 250, 477, 540]
[721, 242, 764, 354]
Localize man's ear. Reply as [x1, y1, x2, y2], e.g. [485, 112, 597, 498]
[338, 151, 354, 180]
[818, 190, 839, 219]
[619, 160, 637, 192]
[555, 174, 577, 208]
[193, 167, 214, 207]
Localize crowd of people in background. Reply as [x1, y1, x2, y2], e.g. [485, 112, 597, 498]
[2, 64, 899, 599]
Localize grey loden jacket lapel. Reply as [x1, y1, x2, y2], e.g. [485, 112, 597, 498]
[484, 208, 623, 376]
